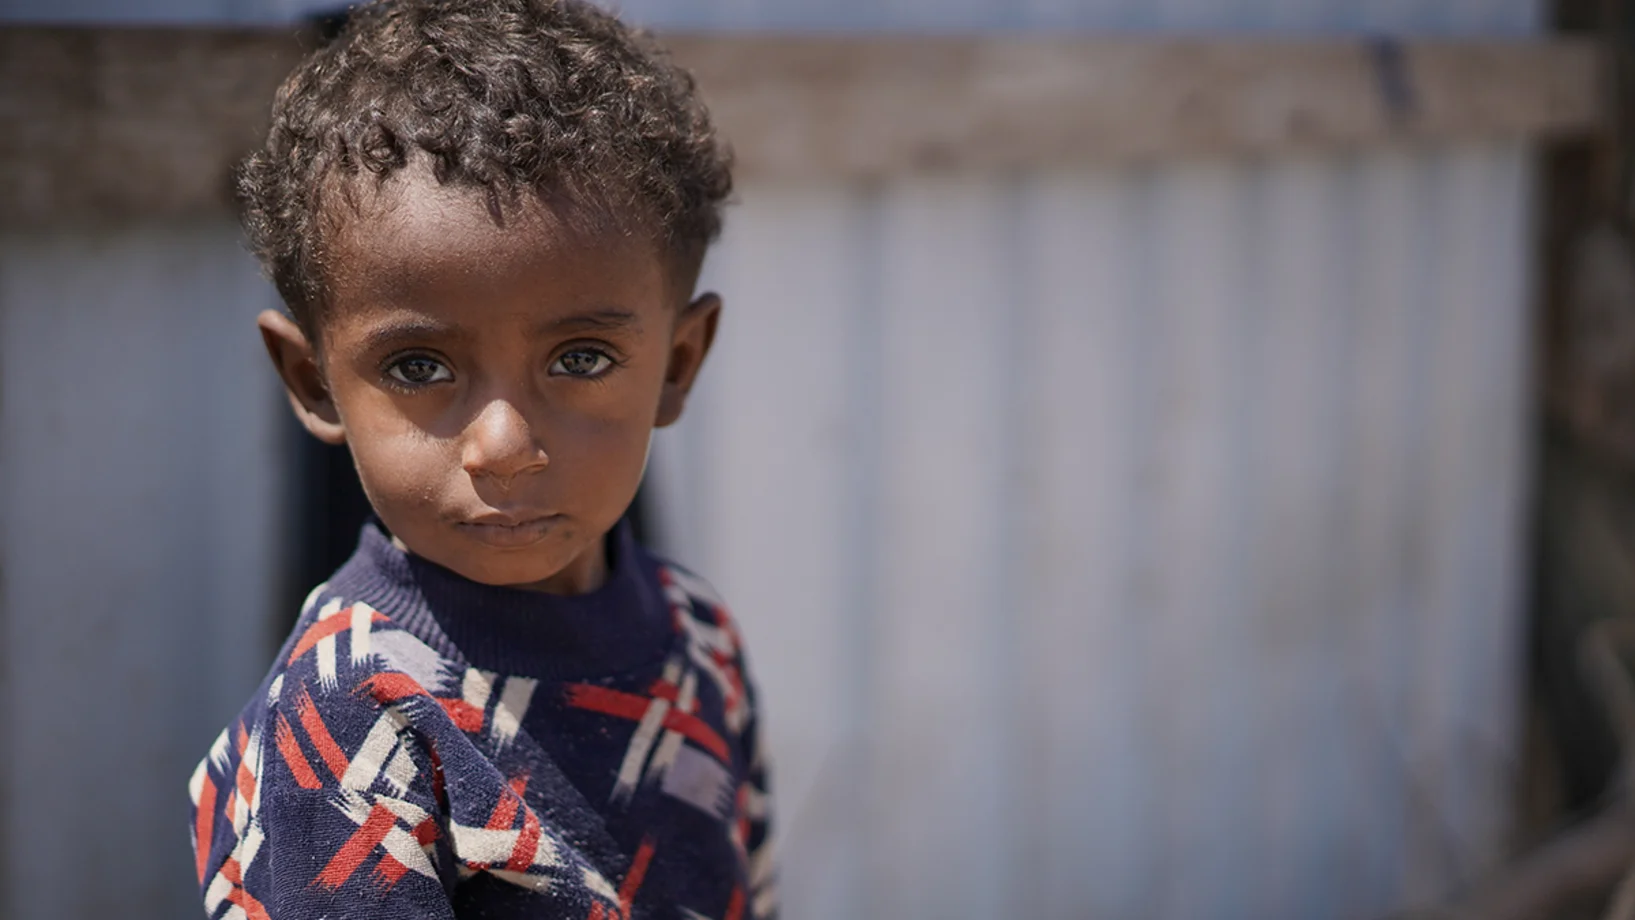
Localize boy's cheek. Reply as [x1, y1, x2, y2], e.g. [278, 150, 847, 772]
[345, 430, 454, 507]
[343, 386, 466, 443]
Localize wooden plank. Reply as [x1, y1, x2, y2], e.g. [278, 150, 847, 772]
[672, 36, 1601, 172]
[0, 27, 1605, 227]
[0, 28, 305, 228]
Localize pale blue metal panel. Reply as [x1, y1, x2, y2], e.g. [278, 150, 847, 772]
[0, 223, 286, 920]
[654, 140, 1539, 919]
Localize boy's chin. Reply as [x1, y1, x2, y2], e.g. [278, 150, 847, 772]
[433, 531, 608, 595]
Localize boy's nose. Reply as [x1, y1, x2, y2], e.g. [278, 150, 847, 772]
[461, 398, 549, 487]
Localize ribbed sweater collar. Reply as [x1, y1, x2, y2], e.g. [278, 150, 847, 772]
[326, 519, 672, 682]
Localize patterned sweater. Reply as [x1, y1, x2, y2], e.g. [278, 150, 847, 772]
[188, 520, 775, 919]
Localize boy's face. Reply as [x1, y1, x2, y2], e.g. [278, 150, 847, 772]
[260, 170, 718, 593]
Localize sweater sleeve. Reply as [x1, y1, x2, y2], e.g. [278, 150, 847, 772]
[190, 677, 457, 919]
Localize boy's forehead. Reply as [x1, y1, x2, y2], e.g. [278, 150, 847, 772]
[324, 163, 673, 310]
[336, 164, 621, 265]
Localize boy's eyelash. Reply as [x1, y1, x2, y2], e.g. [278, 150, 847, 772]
[379, 352, 454, 389]
[556, 344, 625, 365]
[562, 342, 621, 359]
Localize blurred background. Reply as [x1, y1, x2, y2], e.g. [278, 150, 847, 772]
[2, 0, 1628, 918]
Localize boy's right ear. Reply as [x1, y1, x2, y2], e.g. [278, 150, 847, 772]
[257, 310, 347, 446]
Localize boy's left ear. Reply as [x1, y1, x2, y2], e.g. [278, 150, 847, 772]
[655, 292, 721, 428]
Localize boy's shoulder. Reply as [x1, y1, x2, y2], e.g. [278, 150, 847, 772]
[643, 550, 758, 714]
[190, 585, 624, 916]
[259, 582, 504, 737]
[647, 551, 738, 637]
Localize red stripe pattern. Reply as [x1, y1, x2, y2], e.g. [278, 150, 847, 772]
[565, 683, 731, 763]
[317, 803, 398, 889]
[273, 713, 322, 790]
[288, 608, 386, 664]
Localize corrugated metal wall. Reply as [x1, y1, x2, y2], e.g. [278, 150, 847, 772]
[0, 224, 285, 919]
[651, 149, 1537, 920]
[632, 4, 1543, 920]
[0, 4, 291, 919]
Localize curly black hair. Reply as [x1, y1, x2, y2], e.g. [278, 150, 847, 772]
[237, 0, 733, 334]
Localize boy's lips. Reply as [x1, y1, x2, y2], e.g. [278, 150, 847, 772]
[457, 512, 563, 548]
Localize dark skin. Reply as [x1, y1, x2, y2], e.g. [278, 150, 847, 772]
[260, 165, 719, 595]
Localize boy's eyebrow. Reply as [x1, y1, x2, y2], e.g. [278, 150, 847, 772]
[351, 309, 639, 352]
[530, 308, 641, 337]
[355, 316, 469, 353]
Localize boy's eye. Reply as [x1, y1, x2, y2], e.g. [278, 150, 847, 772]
[551, 348, 613, 378]
[386, 356, 453, 386]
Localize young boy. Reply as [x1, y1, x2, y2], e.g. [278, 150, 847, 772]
[187, 2, 774, 917]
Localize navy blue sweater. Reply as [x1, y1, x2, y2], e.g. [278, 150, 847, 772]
[189, 521, 775, 919]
